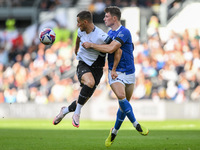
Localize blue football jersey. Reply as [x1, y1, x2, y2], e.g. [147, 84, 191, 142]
[108, 26, 135, 74]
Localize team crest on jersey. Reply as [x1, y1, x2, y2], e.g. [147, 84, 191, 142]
[117, 31, 124, 38]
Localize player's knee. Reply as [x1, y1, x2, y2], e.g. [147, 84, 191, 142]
[116, 92, 126, 100]
[85, 79, 95, 88]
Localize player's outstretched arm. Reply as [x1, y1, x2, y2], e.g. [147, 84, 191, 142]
[82, 40, 121, 54]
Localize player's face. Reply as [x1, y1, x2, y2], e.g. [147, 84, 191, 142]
[104, 12, 114, 27]
[77, 17, 87, 31]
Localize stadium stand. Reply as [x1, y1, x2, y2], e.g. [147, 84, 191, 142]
[0, 0, 200, 104]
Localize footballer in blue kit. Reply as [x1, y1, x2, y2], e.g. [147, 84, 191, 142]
[107, 25, 135, 75]
[82, 6, 149, 147]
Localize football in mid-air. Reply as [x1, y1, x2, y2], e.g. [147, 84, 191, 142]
[39, 28, 56, 45]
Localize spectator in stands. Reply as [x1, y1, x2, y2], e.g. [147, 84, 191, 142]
[1, 0, 200, 103]
[53, 24, 71, 43]
[0, 46, 8, 66]
[39, 76, 50, 97]
[147, 15, 159, 37]
[151, 0, 160, 15]
[12, 62, 27, 89]
[16, 88, 28, 103]
[22, 53, 32, 68]
[114, 0, 123, 7]
[0, 0, 6, 7]
[6, 17, 16, 31]
[4, 88, 17, 103]
[94, 0, 106, 15]
[35, 90, 48, 104]
[133, 72, 146, 99]
[39, 0, 61, 10]
[130, 0, 137, 7]
[0, 90, 4, 103]
[105, 0, 113, 7]
[0, 63, 4, 88]
[48, 74, 68, 102]
[91, 0, 106, 23]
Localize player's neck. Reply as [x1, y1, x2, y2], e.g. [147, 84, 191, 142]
[111, 22, 121, 31]
[86, 23, 95, 34]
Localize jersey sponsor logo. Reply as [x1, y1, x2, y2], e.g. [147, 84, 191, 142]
[81, 70, 87, 73]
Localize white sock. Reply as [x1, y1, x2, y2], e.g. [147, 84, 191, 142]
[74, 103, 83, 115]
[62, 107, 69, 115]
[112, 128, 118, 135]
[133, 120, 139, 128]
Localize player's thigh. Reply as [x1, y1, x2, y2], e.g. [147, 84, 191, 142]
[91, 67, 103, 86]
[110, 82, 126, 100]
[81, 72, 95, 88]
[76, 61, 95, 87]
[125, 84, 134, 101]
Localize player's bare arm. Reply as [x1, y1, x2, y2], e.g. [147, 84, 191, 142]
[111, 48, 122, 79]
[82, 40, 121, 54]
[74, 36, 80, 55]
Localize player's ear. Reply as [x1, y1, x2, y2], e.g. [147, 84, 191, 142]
[113, 16, 117, 21]
[84, 20, 88, 24]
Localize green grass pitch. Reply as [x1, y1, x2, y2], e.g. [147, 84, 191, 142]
[0, 119, 200, 150]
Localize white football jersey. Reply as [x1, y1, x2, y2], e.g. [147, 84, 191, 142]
[76, 26, 110, 66]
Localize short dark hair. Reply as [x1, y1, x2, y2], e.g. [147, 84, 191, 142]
[104, 6, 121, 20]
[77, 11, 93, 23]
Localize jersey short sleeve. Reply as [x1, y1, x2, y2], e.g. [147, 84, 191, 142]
[104, 36, 112, 44]
[114, 28, 130, 46]
[98, 30, 112, 44]
[77, 28, 82, 38]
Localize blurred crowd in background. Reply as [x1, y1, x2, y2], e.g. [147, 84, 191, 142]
[0, 0, 199, 104]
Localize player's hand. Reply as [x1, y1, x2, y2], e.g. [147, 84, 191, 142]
[82, 42, 91, 49]
[111, 70, 118, 80]
[75, 50, 78, 55]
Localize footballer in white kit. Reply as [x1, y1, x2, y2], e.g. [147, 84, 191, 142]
[53, 11, 118, 128]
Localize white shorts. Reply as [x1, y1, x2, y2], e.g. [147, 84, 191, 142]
[108, 70, 135, 86]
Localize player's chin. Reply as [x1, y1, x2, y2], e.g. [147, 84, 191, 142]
[105, 23, 110, 27]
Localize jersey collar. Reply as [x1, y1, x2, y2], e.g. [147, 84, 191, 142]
[115, 25, 122, 31]
[92, 26, 96, 32]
